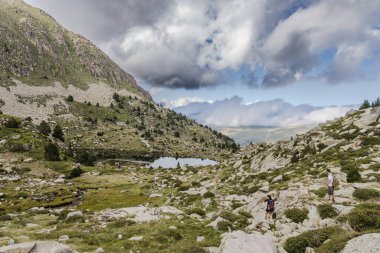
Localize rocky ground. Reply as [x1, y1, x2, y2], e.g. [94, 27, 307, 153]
[0, 106, 379, 253]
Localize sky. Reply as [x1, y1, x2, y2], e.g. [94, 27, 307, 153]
[25, 0, 380, 127]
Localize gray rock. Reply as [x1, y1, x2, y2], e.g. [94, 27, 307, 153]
[219, 231, 277, 253]
[341, 233, 380, 253]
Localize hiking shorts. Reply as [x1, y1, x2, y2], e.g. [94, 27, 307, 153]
[328, 186, 334, 196]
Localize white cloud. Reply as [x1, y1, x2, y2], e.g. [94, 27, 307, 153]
[26, 0, 380, 89]
[173, 96, 355, 127]
[161, 97, 214, 108]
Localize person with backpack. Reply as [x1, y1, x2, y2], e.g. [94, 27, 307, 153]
[326, 169, 338, 203]
[265, 195, 275, 219]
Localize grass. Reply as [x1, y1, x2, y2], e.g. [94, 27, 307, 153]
[80, 187, 152, 211]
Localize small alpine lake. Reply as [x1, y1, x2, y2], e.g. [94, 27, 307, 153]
[147, 157, 218, 169]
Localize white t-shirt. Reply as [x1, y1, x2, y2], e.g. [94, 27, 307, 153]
[328, 174, 334, 187]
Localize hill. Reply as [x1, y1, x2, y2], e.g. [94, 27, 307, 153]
[0, 0, 237, 160]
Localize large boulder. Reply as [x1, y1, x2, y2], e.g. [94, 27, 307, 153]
[341, 233, 380, 253]
[0, 241, 78, 253]
[219, 231, 277, 253]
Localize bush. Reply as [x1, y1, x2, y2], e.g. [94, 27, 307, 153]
[52, 125, 64, 142]
[317, 204, 338, 219]
[217, 220, 233, 231]
[69, 166, 83, 179]
[44, 143, 60, 161]
[346, 167, 361, 182]
[183, 246, 206, 253]
[284, 227, 344, 253]
[0, 214, 12, 221]
[67, 95, 74, 102]
[285, 208, 308, 223]
[203, 191, 215, 198]
[348, 203, 380, 231]
[353, 188, 380, 200]
[37, 120, 51, 135]
[313, 187, 327, 198]
[75, 150, 95, 166]
[186, 208, 205, 217]
[9, 143, 27, 152]
[4, 118, 20, 128]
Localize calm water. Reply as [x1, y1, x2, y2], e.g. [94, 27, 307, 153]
[147, 157, 217, 169]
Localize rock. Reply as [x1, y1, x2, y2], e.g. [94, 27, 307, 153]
[54, 178, 65, 184]
[58, 235, 69, 242]
[341, 233, 380, 253]
[219, 231, 277, 253]
[128, 236, 143, 241]
[259, 185, 269, 193]
[0, 237, 14, 246]
[208, 216, 227, 230]
[23, 158, 33, 163]
[197, 236, 205, 242]
[149, 193, 162, 198]
[271, 175, 282, 183]
[305, 247, 315, 253]
[66, 211, 83, 219]
[0, 242, 36, 253]
[94, 248, 105, 253]
[117, 234, 123, 240]
[168, 226, 177, 230]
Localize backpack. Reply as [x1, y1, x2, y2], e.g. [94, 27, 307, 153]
[267, 199, 275, 210]
[333, 177, 339, 187]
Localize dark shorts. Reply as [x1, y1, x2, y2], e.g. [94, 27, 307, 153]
[328, 186, 334, 196]
[266, 208, 275, 213]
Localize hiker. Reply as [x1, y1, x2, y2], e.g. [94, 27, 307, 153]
[327, 169, 335, 203]
[265, 195, 275, 219]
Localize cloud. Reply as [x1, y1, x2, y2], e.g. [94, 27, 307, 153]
[161, 97, 213, 109]
[25, 0, 380, 89]
[173, 96, 355, 127]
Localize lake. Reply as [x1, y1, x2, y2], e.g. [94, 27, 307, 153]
[147, 157, 218, 169]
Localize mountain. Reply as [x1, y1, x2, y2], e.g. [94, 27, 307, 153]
[0, 0, 149, 99]
[0, 104, 379, 252]
[0, 0, 236, 160]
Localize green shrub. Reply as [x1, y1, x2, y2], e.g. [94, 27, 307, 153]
[346, 167, 361, 182]
[67, 95, 74, 102]
[44, 143, 60, 161]
[69, 166, 83, 179]
[178, 185, 190, 191]
[353, 188, 380, 200]
[284, 227, 344, 253]
[4, 118, 20, 128]
[37, 120, 51, 135]
[217, 220, 233, 231]
[108, 219, 135, 228]
[52, 125, 64, 142]
[285, 208, 308, 223]
[186, 208, 205, 217]
[315, 231, 356, 253]
[0, 214, 12, 221]
[9, 143, 27, 152]
[75, 150, 95, 166]
[203, 191, 215, 198]
[183, 246, 206, 253]
[220, 211, 239, 222]
[317, 204, 338, 219]
[313, 187, 327, 198]
[348, 203, 380, 231]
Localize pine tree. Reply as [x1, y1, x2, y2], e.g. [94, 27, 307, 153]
[44, 143, 60, 161]
[52, 125, 64, 141]
[37, 120, 51, 135]
[359, 99, 370, 110]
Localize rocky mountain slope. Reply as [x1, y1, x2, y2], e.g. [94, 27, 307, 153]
[0, 104, 379, 252]
[0, 0, 237, 159]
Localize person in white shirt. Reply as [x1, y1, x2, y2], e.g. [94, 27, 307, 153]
[327, 169, 334, 203]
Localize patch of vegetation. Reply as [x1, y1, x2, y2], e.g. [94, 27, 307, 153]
[4, 117, 20, 128]
[52, 124, 64, 141]
[217, 220, 233, 232]
[353, 188, 380, 200]
[203, 191, 215, 198]
[284, 227, 345, 253]
[285, 208, 308, 223]
[317, 204, 338, 219]
[44, 142, 60, 161]
[37, 120, 51, 135]
[69, 166, 84, 179]
[346, 167, 361, 182]
[186, 208, 206, 217]
[347, 203, 380, 231]
[313, 187, 327, 198]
